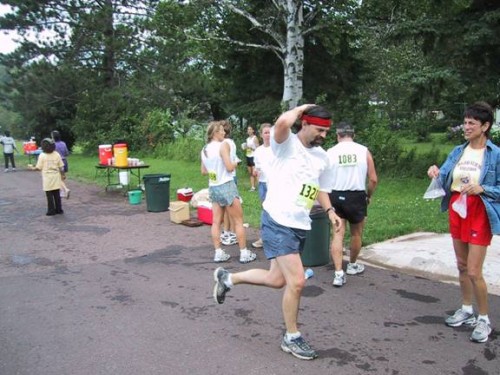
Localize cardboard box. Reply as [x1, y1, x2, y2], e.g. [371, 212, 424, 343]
[197, 205, 213, 225]
[169, 201, 190, 224]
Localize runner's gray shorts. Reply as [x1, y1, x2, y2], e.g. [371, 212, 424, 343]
[261, 210, 306, 260]
[209, 180, 240, 207]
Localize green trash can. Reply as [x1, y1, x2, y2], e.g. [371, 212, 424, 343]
[301, 206, 331, 267]
[143, 174, 171, 212]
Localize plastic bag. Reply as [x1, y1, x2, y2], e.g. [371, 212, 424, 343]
[190, 188, 210, 208]
[60, 184, 68, 198]
[451, 193, 467, 219]
[423, 178, 446, 200]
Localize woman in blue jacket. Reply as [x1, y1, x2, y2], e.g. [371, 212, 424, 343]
[428, 101, 499, 343]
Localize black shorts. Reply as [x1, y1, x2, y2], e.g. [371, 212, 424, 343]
[246, 156, 255, 167]
[329, 190, 367, 224]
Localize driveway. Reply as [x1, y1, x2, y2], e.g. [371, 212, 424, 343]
[0, 169, 498, 374]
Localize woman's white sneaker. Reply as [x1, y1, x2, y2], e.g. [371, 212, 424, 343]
[214, 250, 231, 263]
[470, 319, 492, 343]
[445, 308, 477, 327]
[239, 249, 257, 263]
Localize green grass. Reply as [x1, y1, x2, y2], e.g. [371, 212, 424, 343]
[399, 132, 455, 155]
[364, 177, 448, 244]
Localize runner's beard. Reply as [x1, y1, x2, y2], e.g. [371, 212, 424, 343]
[309, 136, 324, 147]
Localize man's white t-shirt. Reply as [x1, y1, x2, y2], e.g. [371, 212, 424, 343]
[1, 136, 16, 154]
[263, 128, 332, 230]
[327, 141, 368, 191]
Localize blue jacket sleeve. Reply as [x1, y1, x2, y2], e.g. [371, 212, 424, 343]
[481, 147, 500, 201]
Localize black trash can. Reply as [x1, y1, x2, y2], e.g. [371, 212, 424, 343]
[301, 206, 331, 267]
[143, 174, 171, 212]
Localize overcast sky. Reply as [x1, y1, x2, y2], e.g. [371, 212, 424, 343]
[0, 31, 18, 54]
[0, 4, 17, 54]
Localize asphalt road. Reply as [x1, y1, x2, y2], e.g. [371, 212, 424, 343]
[0, 168, 499, 374]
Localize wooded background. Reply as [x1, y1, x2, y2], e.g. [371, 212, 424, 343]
[0, 0, 498, 157]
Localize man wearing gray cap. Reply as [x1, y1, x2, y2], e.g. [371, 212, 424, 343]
[326, 121, 378, 287]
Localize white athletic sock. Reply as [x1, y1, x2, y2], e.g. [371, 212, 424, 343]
[335, 270, 344, 276]
[225, 274, 234, 288]
[477, 314, 490, 324]
[286, 332, 301, 342]
[462, 304, 473, 314]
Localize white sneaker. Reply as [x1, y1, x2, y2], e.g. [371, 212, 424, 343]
[445, 308, 477, 327]
[221, 233, 237, 245]
[239, 249, 257, 264]
[220, 231, 236, 240]
[333, 272, 346, 287]
[346, 263, 365, 275]
[214, 250, 231, 263]
[470, 318, 492, 343]
[4, 169, 8, 173]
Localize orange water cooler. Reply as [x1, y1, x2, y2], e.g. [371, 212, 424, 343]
[114, 143, 128, 167]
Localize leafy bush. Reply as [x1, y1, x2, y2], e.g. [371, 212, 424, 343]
[446, 123, 464, 143]
[75, 114, 142, 154]
[76, 105, 207, 156]
[490, 126, 500, 146]
[139, 109, 175, 149]
[154, 137, 205, 162]
[403, 118, 431, 142]
[357, 118, 447, 178]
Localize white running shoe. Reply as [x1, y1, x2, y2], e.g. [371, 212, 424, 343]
[333, 273, 346, 287]
[239, 249, 257, 263]
[445, 308, 477, 327]
[221, 233, 237, 246]
[214, 250, 231, 263]
[346, 263, 365, 275]
[470, 318, 492, 343]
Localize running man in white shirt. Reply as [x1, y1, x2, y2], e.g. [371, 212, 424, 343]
[326, 122, 378, 287]
[213, 105, 342, 360]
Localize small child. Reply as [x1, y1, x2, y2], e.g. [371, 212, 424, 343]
[30, 138, 66, 216]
